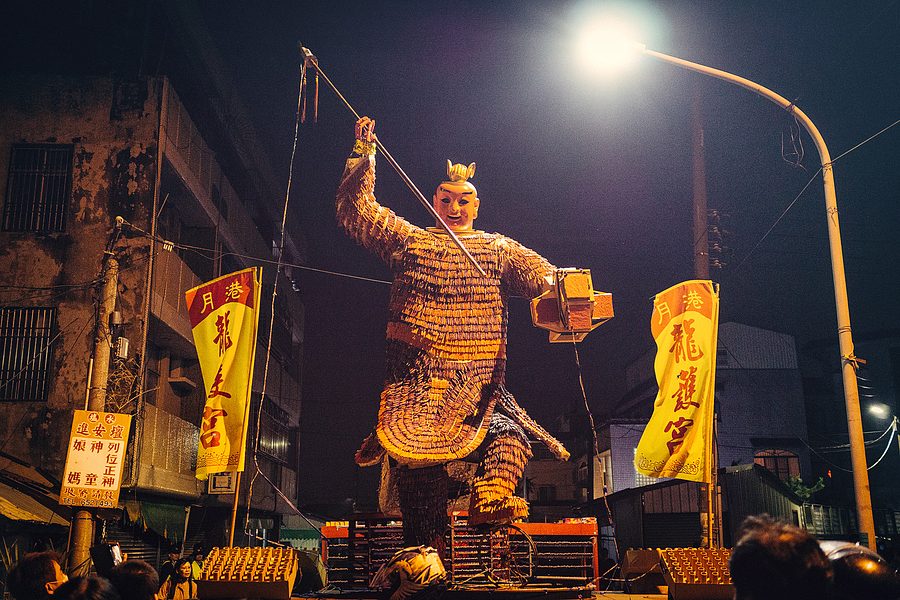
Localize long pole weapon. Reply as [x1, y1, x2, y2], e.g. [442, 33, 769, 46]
[299, 44, 487, 277]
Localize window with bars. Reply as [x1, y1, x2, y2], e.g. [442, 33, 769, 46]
[3, 144, 72, 232]
[754, 448, 801, 481]
[0, 307, 56, 402]
[256, 396, 294, 464]
[537, 484, 557, 504]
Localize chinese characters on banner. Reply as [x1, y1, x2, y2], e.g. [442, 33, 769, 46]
[60, 410, 132, 507]
[634, 280, 720, 483]
[185, 268, 261, 480]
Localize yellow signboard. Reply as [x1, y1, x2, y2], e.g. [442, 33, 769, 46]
[635, 280, 720, 483]
[60, 410, 132, 507]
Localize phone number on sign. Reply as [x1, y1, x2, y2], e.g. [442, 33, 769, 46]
[60, 497, 116, 507]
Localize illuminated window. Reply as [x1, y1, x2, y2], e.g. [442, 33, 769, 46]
[257, 396, 294, 465]
[599, 450, 613, 494]
[754, 449, 800, 481]
[3, 145, 72, 232]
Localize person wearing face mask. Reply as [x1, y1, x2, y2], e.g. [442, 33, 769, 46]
[7, 552, 69, 600]
[338, 117, 577, 555]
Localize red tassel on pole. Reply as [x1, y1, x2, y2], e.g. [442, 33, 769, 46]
[300, 61, 308, 124]
[313, 68, 319, 123]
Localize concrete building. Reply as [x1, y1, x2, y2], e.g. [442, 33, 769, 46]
[0, 1, 305, 560]
[567, 323, 818, 554]
[581, 324, 900, 552]
[600, 322, 812, 495]
[524, 414, 586, 523]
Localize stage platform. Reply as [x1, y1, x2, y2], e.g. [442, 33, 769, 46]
[594, 592, 669, 600]
[295, 588, 665, 600]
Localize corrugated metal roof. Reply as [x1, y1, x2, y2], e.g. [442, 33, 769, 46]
[623, 322, 799, 393]
[718, 322, 798, 370]
[0, 481, 69, 525]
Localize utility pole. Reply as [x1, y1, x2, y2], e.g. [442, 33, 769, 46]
[68, 247, 119, 575]
[641, 45, 876, 550]
[691, 89, 718, 549]
[692, 90, 710, 280]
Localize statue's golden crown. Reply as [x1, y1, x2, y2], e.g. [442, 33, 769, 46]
[446, 160, 476, 183]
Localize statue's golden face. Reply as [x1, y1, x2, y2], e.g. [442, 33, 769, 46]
[433, 182, 479, 231]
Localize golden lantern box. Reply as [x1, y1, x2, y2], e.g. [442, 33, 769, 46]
[530, 268, 614, 343]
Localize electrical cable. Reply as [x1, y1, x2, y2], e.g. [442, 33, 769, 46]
[121, 219, 391, 286]
[2, 281, 101, 291]
[2, 237, 161, 307]
[830, 118, 900, 164]
[729, 116, 899, 272]
[796, 429, 894, 474]
[865, 418, 897, 470]
[612, 329, 893, 480]
[815, 417, 896, 451]
[0, 237, 158, 459]
[569, 337, 620, 563]
[719, 326, 893, 466]
[781, 116, 806, 170]
[0, 281, 100, 308]
[244, 50, 307, 538]
[730, 168, 821, 272]
[139, 174, 899, 296]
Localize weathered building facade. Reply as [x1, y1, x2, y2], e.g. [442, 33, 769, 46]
[0, 0, 305, 560]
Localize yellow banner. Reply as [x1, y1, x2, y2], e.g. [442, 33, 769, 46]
[634, 280, 720, 483]
[185, 268, 261, 480]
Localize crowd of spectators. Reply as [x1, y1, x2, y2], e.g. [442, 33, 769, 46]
[6, 545, 204, 600]
[730, 514, 900, 600]
[6, 523, 900, 600]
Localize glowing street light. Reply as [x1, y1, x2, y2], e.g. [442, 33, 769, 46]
[578, 19, 877, 549]
[574, 16, 643, 77]
[868, 403, 890, 420]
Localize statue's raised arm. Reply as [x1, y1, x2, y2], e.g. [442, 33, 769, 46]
[336, 116, 418, 265]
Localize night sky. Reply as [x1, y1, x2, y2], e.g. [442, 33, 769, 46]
[199, 1, 900, 510]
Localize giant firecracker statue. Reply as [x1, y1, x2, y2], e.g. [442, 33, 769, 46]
[337, 117, 577, 553]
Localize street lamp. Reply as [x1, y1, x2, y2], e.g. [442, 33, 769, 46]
[581, 26, 875, 549]
[574, 17, 643, 78]
[868, 403, 890, 420]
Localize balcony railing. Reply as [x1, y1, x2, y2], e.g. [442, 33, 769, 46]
[132, 402, 201, 499]
[150, 248, 200, 342]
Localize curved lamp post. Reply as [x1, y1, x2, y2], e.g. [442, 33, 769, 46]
[632, 45, 875, 549]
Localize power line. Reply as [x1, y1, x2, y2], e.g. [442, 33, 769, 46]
[2, 281, 100, 291]
[729, 116, 900, 272]
[730, 169, 821, 272]
[122, 219, 391, 287]
[0, 280, 101, 308]
[830, 119, 900, 164]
